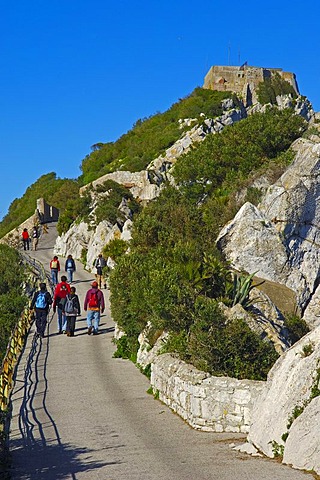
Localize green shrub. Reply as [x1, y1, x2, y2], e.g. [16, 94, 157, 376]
[113, 335, 138, 363]
[284, 313, 309, 345]
[257, 73, 297, 105]
[102, 239, 128, 263]
[57, 191, 92, 235]
[0, 245, 28, 360]
[186, 298, 278, 380]
[93, 180, 141, 225]
[173, 108, 306, 204]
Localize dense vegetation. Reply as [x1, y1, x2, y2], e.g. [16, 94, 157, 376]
[256, 73, 298, 105]
[80, 88, 233, 184]
[0, 173, 80, 239]
[0, 245, 28, 361]
[110, 107, 307, 380]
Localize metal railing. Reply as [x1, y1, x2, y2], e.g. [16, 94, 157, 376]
[0, 253, 52, 456]
[0, 308, 34, 411]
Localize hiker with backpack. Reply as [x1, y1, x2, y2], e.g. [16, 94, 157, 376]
[53, 275, 71, 333]
[84, 281, 105, 335]
[61, 286, 81, 337]
[65, 254, 76, 283]
[30, 283, 53, 338]
[50, 255, 60, 286]
[93, 254, 107, 289]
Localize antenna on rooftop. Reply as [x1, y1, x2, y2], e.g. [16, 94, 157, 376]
[238, 49, 241, 65]
[228, 42, 231, 65]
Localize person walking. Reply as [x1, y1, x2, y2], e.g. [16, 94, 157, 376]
[30, 283, 53, 338]
[84, 281, 105, 335]
[32, 225, 39, 251]
[93, 254, 107, 289]
[61, 286, 81, 337]
[50, 255, 60, 286]
[22, 228, 30, 251]
[53, 275, 71, 333]
[65, 254, 76, 283]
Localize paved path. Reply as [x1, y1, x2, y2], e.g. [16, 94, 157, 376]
[9, 223, 312, 479]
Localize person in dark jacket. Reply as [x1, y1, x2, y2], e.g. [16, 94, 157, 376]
[30, 283, 53, 338]
[61, 286, 81, 337]
[83, 281, 105, 335]
[65, 254, 76, 283]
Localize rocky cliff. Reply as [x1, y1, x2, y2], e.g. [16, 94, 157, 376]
[217, 126, 320, 328]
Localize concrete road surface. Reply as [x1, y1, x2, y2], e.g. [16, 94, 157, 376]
[9, 223, 312, 479]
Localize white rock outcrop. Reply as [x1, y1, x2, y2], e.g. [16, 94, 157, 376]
[54, 221, 91, 260]
[137, 322, 169, 368]
[248, 326, 320, 473]
[283, 396, 320, 472]
[217, 134, 320, 325]
[54, 220, 120, 270]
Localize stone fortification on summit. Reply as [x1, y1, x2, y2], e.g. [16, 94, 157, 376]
[203, 64, 299, 106]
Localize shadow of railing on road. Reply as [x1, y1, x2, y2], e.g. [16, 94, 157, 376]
[10, 440, 122, 480]
[10, 319, 123, 478]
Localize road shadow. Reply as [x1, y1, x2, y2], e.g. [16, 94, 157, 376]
[10, 440, 123, 479]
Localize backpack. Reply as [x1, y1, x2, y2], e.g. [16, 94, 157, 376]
[88, 291, 99, 308]
[51, 260, 58, 269]
[35, 291, 47, 309]
[64, 295, 77, 314]
[66, 260, 73, 269]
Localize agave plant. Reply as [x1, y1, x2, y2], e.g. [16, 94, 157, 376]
[230, 271, 258, 308]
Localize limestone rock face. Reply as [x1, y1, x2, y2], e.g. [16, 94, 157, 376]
[283, 396, 320, 472]
[217, 134, 320, 324]
[137, 322, 169, 368]
[54, 220, 121, 270]
[247, 326, 320, 474]
[80, 170, 161, 204]
[54, 221, 91, 259]
[217, 202, 293, 284]
[86, 222, 121, 268]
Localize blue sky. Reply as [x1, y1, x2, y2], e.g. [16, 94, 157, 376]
[0, 0, 319, 220]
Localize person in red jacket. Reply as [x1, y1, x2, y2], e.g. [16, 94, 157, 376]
[84, 281, 105, 335]
[22, 228, 30, 251]
[50, 255, 60, 286]
[53, 275, 71, 333]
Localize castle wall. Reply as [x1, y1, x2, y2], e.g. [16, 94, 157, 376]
[36, 198, 59, 223]
[203, 65, 299, 106]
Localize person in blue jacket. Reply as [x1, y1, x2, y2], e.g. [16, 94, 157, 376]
[65, 254, 76, 283]
[30, 283, 53, 338]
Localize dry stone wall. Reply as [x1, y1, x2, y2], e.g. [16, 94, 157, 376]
[150, 353, 264, 433]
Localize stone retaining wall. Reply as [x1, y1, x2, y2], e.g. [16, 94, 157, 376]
[150, 353, 265, 433]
